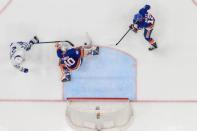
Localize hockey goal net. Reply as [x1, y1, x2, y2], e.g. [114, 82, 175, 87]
[65, 98, 133, 131]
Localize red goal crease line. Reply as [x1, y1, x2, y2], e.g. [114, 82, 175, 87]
[0, 99, 65, 103]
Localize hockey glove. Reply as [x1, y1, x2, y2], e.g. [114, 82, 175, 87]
[129, 24, 138, 33]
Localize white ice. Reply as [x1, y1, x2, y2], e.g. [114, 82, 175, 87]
[0, 0, 197, 131]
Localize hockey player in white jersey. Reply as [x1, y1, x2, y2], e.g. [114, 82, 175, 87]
[10, 36, 39, 73]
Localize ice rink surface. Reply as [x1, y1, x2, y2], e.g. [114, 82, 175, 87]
[0, 0, 197, 131]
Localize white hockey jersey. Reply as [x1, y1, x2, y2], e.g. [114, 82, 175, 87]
[10, 42, 31, 72]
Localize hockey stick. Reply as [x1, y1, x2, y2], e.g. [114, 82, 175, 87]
[85, 32, 93, 45]
[115, 28, 131, 45]
[37, 40, 75, 47]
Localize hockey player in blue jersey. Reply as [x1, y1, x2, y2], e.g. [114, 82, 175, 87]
[129, 5, 158, 51]
[10, 36, 39, 73]
[55, 41, 99, 82]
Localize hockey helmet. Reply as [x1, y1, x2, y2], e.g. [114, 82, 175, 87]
[14, 55, 24, 64]
[144, 5, 151, 10]
[139, 5, 151, 17]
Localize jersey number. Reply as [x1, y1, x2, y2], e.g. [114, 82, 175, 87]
[64, 58, 75, 67]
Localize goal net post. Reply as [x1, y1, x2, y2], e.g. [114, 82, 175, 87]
[65, 98, 133, 131]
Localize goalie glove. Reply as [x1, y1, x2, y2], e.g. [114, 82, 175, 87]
[129, 24, 138, 33]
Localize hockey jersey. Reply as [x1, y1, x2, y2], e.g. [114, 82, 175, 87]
[133, 5, 155, 30]
[57, 48, 84, 71]
[10, 42, 31, 72]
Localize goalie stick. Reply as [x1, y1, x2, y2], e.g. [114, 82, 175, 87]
[85, 32, 93, 45]
[36, 40, 75, 47]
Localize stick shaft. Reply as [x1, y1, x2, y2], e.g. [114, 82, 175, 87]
[37, 40, 74, 47]
[116, 28, 131, 45]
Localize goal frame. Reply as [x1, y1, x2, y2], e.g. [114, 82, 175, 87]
[65, 97, 133, 131]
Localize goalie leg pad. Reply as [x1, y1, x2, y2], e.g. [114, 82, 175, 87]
[92, 46, 99, 55]
[83, 45, 99, 56]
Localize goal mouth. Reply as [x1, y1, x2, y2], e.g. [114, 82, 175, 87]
[65, 97, 133, 131]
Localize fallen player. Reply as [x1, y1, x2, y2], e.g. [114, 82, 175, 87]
[10, 36, 39, 73]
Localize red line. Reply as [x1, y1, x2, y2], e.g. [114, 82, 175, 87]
[0, 0, 12, 15]
[133, 100, 197, 103]
[0, 99, 65, 103]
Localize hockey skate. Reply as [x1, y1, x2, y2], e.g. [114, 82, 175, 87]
[148, 43, 157, 51]
[61, 72, 71, 82]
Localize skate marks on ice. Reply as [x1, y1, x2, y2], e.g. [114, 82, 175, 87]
[63, 47, 137, 100]
[0, 0, 12, 15]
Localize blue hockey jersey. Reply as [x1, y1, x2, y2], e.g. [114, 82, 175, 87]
[57, 48, 84, 71]
[133, 5, 155, 30]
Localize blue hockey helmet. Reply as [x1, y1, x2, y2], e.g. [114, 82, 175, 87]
[133, 13, 143, 24]
[139, 5, 151, 17]
[144, 5, 151, 10]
